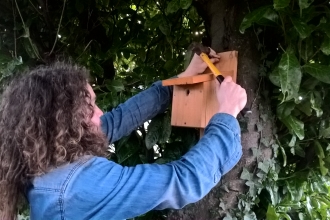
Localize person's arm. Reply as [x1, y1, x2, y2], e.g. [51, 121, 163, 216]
[100, 81, 172, 143]
[65, 76, 247, 220]
[66, 113, 241, 220]
[101, 53, 220, 143]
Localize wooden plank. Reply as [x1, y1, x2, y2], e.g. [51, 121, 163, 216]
[162, 70, 235, 86]
[171, 83, 204, 128]
[162, 74, 213, 86]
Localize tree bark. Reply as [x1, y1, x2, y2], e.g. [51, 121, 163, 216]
[167, 0, 273, 219]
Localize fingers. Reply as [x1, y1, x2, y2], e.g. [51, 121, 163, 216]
[209, 48, 220, 58]
[210, 57, 220, 64]
[223, 76, 233, 83]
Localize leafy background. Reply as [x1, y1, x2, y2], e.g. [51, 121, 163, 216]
[0, 0, 329, 219]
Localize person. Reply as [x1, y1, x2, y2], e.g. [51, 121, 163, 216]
[0, 50, 247, 220]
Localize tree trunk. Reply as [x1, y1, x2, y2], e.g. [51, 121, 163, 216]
[167, 0, 273, 219]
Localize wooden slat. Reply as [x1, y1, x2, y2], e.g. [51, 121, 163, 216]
[162, 74, 213, 86]
[162, 70, 234, 86]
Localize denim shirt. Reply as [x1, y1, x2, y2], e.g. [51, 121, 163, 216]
[27, 81, 242, 220]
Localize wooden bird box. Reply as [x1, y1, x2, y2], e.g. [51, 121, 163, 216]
[162, 51, 238, 129]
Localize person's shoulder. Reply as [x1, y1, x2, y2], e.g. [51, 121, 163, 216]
[30, 155, 96, 190]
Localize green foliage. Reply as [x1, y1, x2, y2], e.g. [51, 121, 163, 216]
[235, 0, 330, 219]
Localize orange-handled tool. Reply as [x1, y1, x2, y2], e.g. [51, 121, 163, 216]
[199, 52, 225, 84]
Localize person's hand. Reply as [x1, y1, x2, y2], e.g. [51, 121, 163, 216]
[216, 76, 247, 118]
[178, 48, 220, 78]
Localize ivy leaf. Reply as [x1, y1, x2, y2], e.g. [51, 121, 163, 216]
[239, 6, 278, 34]
[166, 0, 181, 14]
[279, 50, 302, 101]
[280, 115, 305, 140]
[291, 17, 313, 39]
[303, 63, 330, 84]
[258, 161, 270, 173]
[273, 0, 290, 10]
[240, 168, 253, 181]
[321, 36, 330, 55]
[299, 0, 314, 10]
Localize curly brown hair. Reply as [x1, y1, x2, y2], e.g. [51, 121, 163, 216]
[0, 62, 108, 219]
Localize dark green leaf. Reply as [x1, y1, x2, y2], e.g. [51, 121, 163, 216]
[286, 180, 305, 202]
[106, 80, 125, 92]
[291, 17, 313, 39]
[318, 19, 330, 38]
[159, 22, 171, 36]
[318, 160, 328, 178]
[277, 102, 296, 119]
[239, 6, 278, 34]
[145, 114, 172, 149]
[303, 63, 330, 84]
[288, 135, 296, 147]
[280, 115, 305, 140]
[299, 37, 314, 62]
[89, 61, 104, 78]
[321, 36, 330, 55]
[294, 145, 306, 157]
[166, 0, 181, 14]
[310, 92, 323, 117]
[273, 0, 290, 10]
[319, 119, 330, 138]
[180, 0, 192, 9]
[315, 140, 325, 159]
[144, 14, 163, 29]
[145, 119, 161, 150]
[75, 0, 84, 13]
[297, 100, 312, 116]
[279, 50, 302, 101]
[158, 114, 172, 143]
[269, 67, 281, 87]
[299, 0, 314, 10]
[280, 146, 287, 167]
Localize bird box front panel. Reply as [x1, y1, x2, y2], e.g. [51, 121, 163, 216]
[171, 83, 205, 128]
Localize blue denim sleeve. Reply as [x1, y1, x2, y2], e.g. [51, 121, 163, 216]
[67, 113, 242, 220]
[100, 81, 173, 143]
